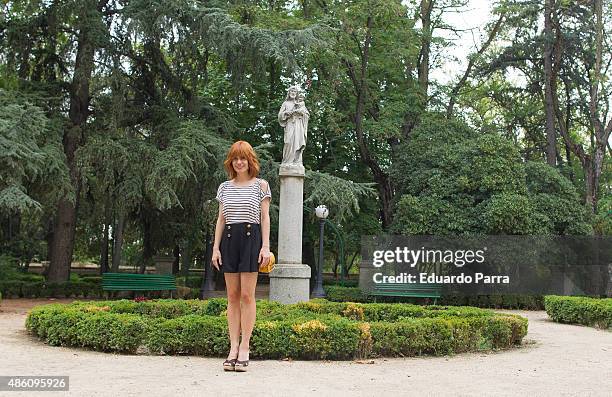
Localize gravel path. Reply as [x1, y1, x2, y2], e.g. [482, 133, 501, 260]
[0, 299, 610, 397]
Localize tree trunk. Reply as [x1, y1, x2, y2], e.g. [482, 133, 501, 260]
[344, 15, 394, 229]
[99, 197, 111, 274]
[48, 198, 79, 282]
[44, 219, 54, 264]
[111, 213, 125, 272]
[47, 0, 108, 282]
[201, 229, 215, 298]
[564, 144, 574, 183]
[417, 0, 433, 96]
[543, 0, 557, 166]
[182, 240, 196, 276]
[140, 210, 154, 273]
[553, 57, 609, 216]
[99, 222, 109, 274]
[1, 212, 20, 245]
[345, 250, 360, 274]
[173, 244, 181, 275]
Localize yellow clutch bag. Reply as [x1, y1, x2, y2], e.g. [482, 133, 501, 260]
[259, 252, 275, 273]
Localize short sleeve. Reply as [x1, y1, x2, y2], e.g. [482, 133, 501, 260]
[216, 183, 224, 203]
[259, 179, 272, 202]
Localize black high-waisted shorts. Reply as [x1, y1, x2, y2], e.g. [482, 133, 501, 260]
[220, 222, 262, 273]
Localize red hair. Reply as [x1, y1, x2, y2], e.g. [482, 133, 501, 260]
[223, 141, 260, 179]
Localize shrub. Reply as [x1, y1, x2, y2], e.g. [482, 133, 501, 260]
[323, 279, 359, 288]
[544, 295, 612, 329]
[0, 280, 23, 298]
[146, 315, 228, 355]
[175, 276, 204, 289]
[0, 279, 103, 299]
[26, 298, 528, 360]
[324, 285, 369, 303]
[324, 285, 545, 310]
[75, 312, 148, 353]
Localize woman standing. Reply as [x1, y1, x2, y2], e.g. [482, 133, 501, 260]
[212, 140, 272, 372]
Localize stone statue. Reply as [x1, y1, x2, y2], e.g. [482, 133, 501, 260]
[278, 86, 309, 166]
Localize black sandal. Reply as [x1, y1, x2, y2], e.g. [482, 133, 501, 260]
[223, 358, 236, 371]
[234, 359, 249, 372]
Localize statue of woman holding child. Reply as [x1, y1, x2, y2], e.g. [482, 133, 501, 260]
[278, 86, 309, 166]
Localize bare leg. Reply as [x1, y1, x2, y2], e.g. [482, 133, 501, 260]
[224, 273, 241, 360]
[238, 272, 258, 361]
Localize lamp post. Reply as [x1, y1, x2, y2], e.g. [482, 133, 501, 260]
[312, 205, 329, 298]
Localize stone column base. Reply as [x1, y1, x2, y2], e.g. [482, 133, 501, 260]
[358, 259, 374, 291]
[269, 264, 311, 304]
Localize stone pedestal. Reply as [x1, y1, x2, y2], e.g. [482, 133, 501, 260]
[358, 259, 375, 292]
[269, 264, 311, 303]
[154, 256, 174, 275]
[269, 164, 311, 304]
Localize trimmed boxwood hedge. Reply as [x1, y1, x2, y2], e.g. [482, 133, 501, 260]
[323, 285, 545, 310]
[26, 298, 528, 359]
[0, 279, 103, 299]
[544, 295, 612, 329]
[0, 278, 204, 299]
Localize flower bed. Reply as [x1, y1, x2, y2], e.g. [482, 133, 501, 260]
[26, 299, 528, 359]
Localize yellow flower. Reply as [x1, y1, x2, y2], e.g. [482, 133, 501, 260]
[292, 319, 328, 333]
[85, 305, 110, 312]
[342, 303, 365, 321]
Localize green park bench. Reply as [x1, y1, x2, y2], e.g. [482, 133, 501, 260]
[369, 283, 443, 305]
[102, 273, 177, 298]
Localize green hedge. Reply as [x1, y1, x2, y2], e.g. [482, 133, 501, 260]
[0, 280, 103, 298]
[175, 276, 203, 289]
[544, 295, 612, 329]
[323, 279, 359, 288]
[26, 298, 528, 359]
[0, 277, 204, 299]
[323, 285, 544, 310]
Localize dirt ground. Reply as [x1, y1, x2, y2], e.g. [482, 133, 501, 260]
[0, 298, 610, 397]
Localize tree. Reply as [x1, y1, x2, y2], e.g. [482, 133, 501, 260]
[390, 114, 591, 236]
[477, 0, 612, 213]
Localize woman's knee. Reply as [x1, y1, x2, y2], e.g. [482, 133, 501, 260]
[227, 289, 241, 303]
[240, 290, 255, 304]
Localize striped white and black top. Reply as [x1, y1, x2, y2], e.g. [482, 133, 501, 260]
[216, 178, 272, 224]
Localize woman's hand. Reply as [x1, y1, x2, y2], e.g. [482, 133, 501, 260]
[212, 248, 222, 270]
[258, 246, 271, 266]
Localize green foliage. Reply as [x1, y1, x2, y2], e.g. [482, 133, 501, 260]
[0, 263, 102, 298]
[544, 295, 612, 329]
[26, 298, 528, 359]
[0, 89, 49, 213]
[479, 193, 542, 234]
[175, 275, 203, 289]
[323, 285, 545, 310]
[304, 170, 376, 224]
[2, 0, 609, 276]
[592, 195, 612, 235]
[525, 162, 593, 235]
[391, 114, 591, 235]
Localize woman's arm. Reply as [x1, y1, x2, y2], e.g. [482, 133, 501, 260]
[259, 180, 271, 265]
[211, 203, 225, 270]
